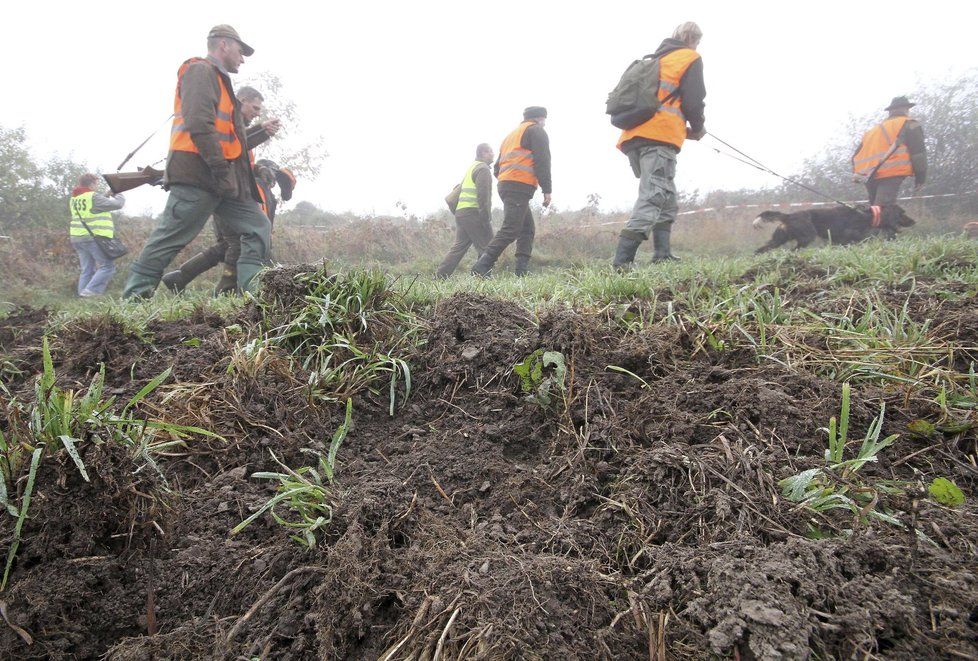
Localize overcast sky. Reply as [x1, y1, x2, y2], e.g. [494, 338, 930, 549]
[2, 1, 973, 217]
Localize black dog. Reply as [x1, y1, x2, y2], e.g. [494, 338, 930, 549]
[752, 204, 915, 253]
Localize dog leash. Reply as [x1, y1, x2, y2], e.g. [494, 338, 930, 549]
[704, 132, 862, 212]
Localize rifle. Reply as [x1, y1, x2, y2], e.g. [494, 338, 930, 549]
[103, 166, 165, 195]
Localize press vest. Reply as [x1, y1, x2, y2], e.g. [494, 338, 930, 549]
[456, 161, 486, 211]
[853, 117, 913, 180]
[617, 48, 701, 151]
[169, 58, 243, 160]
[69, 192, 114, 238]
[498, 121, 538, 187]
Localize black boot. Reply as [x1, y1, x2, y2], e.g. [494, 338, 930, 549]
[161, 251, 218, 293]
[514, 255, 531, 276]
[612, 229, 644, 272]
[471, 253, 494, 278]
[651, 228, 680, 263]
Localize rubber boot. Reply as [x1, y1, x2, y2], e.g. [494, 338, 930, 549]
[214, 265, 238, 296]
[651, 227, 680, 263]
[514, 255, 531, 277]
[471, 253, 494, 278]
[612, 229, 644, 272]
[161, 251, 217, 293]
[123, 270, 161, 300]
[236, 261, 265, 294]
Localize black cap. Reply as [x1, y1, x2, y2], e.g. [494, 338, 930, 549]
[523, 106, 548, 120]
[885, 96, 915, 111]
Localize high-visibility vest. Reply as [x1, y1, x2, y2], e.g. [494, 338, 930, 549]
[69, 191, 114, 238]
[617, 48, 701, 151]
[169, 58, 243, 160]
[853, 117, 913, 180]
[257, 179, 272, 218]
[456, 161, 486, 211]
[498, 121, 538, 186]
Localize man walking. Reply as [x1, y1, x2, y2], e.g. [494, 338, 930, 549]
[123, 25, 271, 298]
[436, 143, 495, 278]
[160, 85, 282, 293]
[69, 173, 126, 297]
[471, 107, 552, 277]
[611, 21, 706, 270]
[852, 96, 927, 205]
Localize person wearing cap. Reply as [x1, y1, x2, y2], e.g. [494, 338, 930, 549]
[471, 106, 552, 277]
[436, 143, 496, 279]
[123, 24, 272, 298]
[852, 96, 927, 206]
[161, 85, 284, 293]
[611, 21, 706, 271]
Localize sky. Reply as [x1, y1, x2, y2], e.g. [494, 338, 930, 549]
[2, 1, 974, 218]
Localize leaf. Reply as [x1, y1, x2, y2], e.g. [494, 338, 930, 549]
[907, 419, 937, 437]
[57, 435, 90, 482]
[928, 477, 965, 507]
[125, 367, 173, 413]
[2, 447, 42, 590]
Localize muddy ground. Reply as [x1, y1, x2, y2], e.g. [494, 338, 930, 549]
[0, 269, 976, 660]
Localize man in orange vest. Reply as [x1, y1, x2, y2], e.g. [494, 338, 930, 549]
[471, 106, 552, 277]
[612, 22, 706, 271]
[123, 24, 272, 298]
[160, 85, 282, 293]
[852, 96, 927, 206]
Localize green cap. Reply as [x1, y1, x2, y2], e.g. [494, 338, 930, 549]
[207, 24, 254, 56]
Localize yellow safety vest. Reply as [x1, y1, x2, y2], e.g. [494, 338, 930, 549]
[69, 191, 114, 238]
[456, 161, 486, 211]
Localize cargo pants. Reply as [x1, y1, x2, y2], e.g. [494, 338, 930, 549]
[623, 145, 679, 239]
[123, 184, 271, 298]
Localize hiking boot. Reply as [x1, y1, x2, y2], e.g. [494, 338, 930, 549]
[651, 228, 680, 263]
[514, 255, 531, 277]
[612, 230, 644, 272]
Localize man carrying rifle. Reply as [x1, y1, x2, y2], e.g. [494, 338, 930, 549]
[161, 86, 284, 293]
[123, 24, 271, 298]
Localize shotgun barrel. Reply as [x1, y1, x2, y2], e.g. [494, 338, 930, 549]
[103, 166, 164, 195]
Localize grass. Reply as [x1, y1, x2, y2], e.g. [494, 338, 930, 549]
[0, 337, 220, 589]
[231, 399, 353, 547]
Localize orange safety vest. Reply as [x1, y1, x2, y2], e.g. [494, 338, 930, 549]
[853, 116, 913, 180]
[617, 48, 701, 152]
[257, 180, 270, 216]
[498, 121, 538, 187]
[169, 58, 243, 160]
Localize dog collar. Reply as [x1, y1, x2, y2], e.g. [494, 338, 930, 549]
[870, 205, 882, 228]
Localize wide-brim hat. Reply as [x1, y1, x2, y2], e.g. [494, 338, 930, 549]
[208, 24, 254, 56]
[885, 95, 915, 111]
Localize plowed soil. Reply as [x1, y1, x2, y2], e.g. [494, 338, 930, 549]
[0, 271, 976, 660]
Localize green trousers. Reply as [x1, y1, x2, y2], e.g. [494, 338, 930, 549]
[124, 184, 271, 298]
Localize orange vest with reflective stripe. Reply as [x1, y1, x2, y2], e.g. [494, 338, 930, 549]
[498, 121, 538, 187]
[169, 58, 243, 160]
[853, 116, 913, 180]
[617, 48, 701, 152]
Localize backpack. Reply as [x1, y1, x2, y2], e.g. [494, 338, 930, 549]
[605, 55, 678, 130]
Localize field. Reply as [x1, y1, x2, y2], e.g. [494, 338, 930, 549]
[1, 235, 977, 659]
